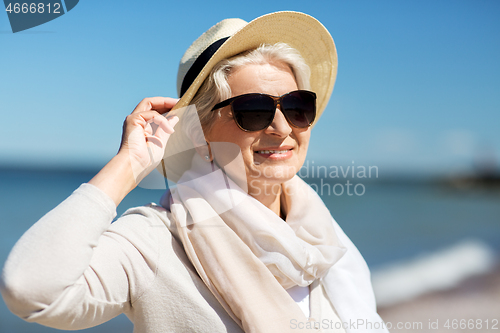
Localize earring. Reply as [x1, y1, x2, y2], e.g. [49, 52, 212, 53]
[205, 155, 210, 161]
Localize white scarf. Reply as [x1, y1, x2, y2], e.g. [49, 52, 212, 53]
[161, 154, 388, 333]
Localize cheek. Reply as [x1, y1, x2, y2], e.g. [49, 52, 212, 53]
[206, 117, 239, 143]
[206, 123, 257, 161]
[225, 134, 256, 155]
[296, 130, 311, 152]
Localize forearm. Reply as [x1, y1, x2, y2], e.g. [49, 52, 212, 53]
[89, 152, 142, 207]
[0, 183, 117, 318]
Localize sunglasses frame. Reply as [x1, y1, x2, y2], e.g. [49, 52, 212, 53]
[211, 90, 317, 132]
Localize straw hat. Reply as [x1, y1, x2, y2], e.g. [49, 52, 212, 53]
[157, 11, 337, 183]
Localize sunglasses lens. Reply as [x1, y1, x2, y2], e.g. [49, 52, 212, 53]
[232, 94, 275, 131]
[228, 91, 316, 131]
[282, 91, 316, 127]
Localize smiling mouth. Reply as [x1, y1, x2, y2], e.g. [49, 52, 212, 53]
[255, 149, 291, 154]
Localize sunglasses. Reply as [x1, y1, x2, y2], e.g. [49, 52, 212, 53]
[211, 90, 316, 132]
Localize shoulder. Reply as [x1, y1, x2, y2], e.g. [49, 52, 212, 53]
[113, 203, 172, 230]
[105, 203, 176, 253]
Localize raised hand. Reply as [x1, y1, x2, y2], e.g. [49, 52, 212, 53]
[119, 97, 179, 178]
[89, 97, 179, 206]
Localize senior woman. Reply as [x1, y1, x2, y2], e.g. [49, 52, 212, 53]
[1, 11, 388, 333]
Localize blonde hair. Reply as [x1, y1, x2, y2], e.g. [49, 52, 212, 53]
[191, 43, 311, 134]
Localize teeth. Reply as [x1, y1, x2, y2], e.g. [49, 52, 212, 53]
[256, 150, 290, 154]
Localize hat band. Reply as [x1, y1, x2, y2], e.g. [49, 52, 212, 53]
[180, 36, 230, 97]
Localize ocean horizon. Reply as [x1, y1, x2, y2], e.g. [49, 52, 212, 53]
[1, 167, 499, 332]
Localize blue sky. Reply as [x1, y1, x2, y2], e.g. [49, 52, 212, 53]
[1, 0, 499, 177]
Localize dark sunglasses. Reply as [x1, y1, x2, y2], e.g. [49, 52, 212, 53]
[211, 90, 316, 132]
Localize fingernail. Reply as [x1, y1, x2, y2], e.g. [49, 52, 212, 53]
[171, 116, 180, 126]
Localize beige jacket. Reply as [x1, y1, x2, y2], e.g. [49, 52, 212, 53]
[1, 184, 345, 333]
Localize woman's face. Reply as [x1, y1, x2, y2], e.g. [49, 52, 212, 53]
[206, 62, 311, 194]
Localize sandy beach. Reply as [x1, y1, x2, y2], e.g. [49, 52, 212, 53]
[378, 266, 500, 332]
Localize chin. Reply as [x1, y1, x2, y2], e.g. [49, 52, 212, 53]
[250, 163, 298, 183]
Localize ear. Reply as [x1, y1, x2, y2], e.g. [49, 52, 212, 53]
[194, 142, 212, 162]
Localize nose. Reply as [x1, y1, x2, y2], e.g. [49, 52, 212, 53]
[264, 106, 292, 137]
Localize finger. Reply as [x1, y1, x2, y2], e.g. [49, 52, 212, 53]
[146, 118, 176, 146]
[143, 115, 178, 144]
[152, 115, 179, 135]
[145, 118, 176, 151]
[126, 110, 163, 128]
[145, 136, 163, 148]
[125, 112, 178, 146]
[132, 97, 180, 114]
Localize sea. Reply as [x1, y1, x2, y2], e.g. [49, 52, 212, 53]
[1, 167, 499, 333]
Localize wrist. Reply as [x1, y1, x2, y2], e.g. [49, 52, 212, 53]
[88, 153, 139, 207]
